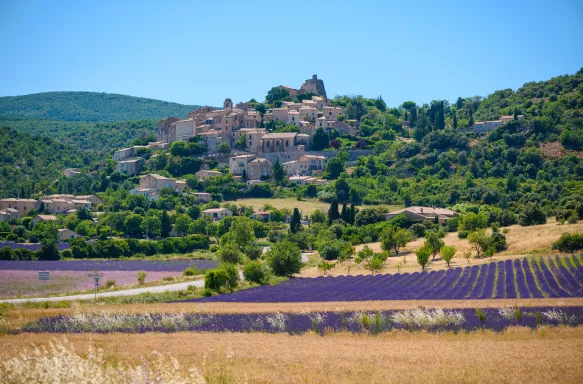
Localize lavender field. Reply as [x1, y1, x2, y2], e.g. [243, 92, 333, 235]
[20, 306, 583, 334]
[0, 270, 184, 298]
[194, 256, 583, 303]
[0, 259, 217, 298]
[0, 259, 218, 272]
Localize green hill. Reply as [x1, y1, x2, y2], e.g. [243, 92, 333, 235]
[0, 116, 158, 155]
[0, 126, 97, 198]
[0, 91, 199, 122]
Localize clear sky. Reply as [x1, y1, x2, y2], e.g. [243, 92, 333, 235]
[1, 0, 582, 108]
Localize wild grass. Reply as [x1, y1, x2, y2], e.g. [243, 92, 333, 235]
[2, 328, 583, 383]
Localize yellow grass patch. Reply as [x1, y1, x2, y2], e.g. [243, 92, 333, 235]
[300, 219, 583, 276]
[2, 327, 583, 383]
[234, 197, 402, 215]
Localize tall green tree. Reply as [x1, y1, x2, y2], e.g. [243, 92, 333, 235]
[272, 159, 285, 186]
[311, 128, 330, 151]
[328, 197, 340, 224]
[161, 210, 172, 238]
[290, 208, 302, 233]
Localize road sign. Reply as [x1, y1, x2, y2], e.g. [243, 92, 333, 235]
[87, 272, 103, 299]
[38, 271, 50, 281]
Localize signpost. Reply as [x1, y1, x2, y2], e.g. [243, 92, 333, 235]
[38, 271, 50, 281]
[87, 271, 103, 300]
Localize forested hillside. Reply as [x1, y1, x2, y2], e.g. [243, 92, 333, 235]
[0, 116, 157, 154]
[0, 91, 199, 122]
[0, 127, 96, 198]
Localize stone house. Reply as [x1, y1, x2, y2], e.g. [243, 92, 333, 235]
[63, 168, 81, 177]
[288, 176, 328, 185]
[196, 169, 223, 180]
[116, 157, 145, 176]
[260, 132, 309, 153]
[229, 154, 256, 176]
[58, 228, 82, 241]
[248, 158, 272, 179]
[192, 192, 212, 203]
[0, 198, 37, 218]
[32, 214, 58, 227]
[0, 208, 19, 222]
[384, 206, 455, 225]
[252, 211, 270, 222]
[202, 208, 233, 220]
[136, 174, 186, 193]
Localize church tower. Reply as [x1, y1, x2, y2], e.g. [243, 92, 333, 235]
[223, 98, 233, 113]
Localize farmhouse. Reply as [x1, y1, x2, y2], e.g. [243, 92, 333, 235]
[116, 157, 145, 175]
[32, 214, 58, 227]
[192, 192, 212, 203]
[0, 198, 37, 218]
[196, 169, 223, 180]
[58, 228, 82, 241]
[385, 206, 455, 225]
[202, 208, 233, 220]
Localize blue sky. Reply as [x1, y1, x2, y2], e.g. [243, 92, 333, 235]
[1, 0, 582, 108]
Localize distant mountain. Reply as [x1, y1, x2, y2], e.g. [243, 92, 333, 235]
[0, 91, 199, 122]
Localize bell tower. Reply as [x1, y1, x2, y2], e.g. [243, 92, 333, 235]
[223, 98, 233, 113]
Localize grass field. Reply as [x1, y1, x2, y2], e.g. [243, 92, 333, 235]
[2, 327, 582, 383]
[300, 219, 583, 277]
[234, 197, 402, 215]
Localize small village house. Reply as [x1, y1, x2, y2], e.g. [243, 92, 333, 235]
[202, 208, 233, 220]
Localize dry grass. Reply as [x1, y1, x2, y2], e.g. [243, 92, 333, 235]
[300, 219, 583, 276]
[4, 298, 583, 329]
[234, 197, 402, 216]
[2, 327, 583, 383]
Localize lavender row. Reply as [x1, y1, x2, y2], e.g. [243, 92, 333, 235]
[0, 259, 218, 272]
[192, 257, 583, 303]
[21, 306, 583, 334]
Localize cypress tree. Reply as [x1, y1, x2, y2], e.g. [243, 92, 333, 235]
[349, 203, 356, 225]
[437, 101, 445, 130]
[161, 210, 172, 237]
[513, 108, 518, 120]
[328, 197, 340, 224]
[341, 203, 349, 223]
[290, 208, 302, 233]
[453, 110, 458, 129]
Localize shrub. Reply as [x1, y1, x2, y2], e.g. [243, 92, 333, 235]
[137, 271, 146, 285]
[567, 213, 579, 224]
[552, 232, 583, 252]
[204, 269, 228, 292]
[162, 276, 174, 282]
[475, 308, 486, 324]
[183, 267, 201, 276]
[410, 223, 426, 238]
[221, 263, 240, 291]
[217, 243, 241, 264]
[458, 230, 469, 239]
[105, 280, 116, 289]
[266, 240, 302, 277]
[243, 261, 270, 284]
[243, 242, 263, 260]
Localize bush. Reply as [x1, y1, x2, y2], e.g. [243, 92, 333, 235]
[137, 271, 146, 285]
[183, 267, 200, 276]
[266, 240, 302, 277]
[410, 223, 426, 238]
[553, 233, 583, 252]
[518, 203, 547, 226]
[221, 263, 240, 291]
[105, 280, 116, 288]
[244, 242, 263, 260]
[204, 269, 228, 292]
[162, 276, 174, 281]
[243, 261, 270, 285]
[217, 243, 241, 264]
[458, 230, 469, 239]
[567, 214, 579, 224]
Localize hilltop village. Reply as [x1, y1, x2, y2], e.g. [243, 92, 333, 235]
[111, 75, 356, 198]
